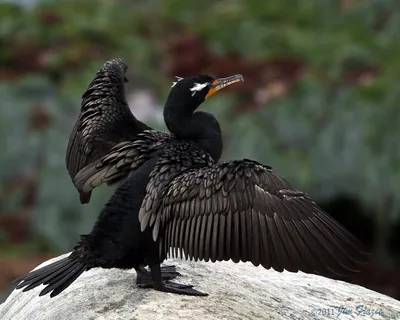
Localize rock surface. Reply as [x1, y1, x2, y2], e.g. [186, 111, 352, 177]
[1, 253, 399, 320]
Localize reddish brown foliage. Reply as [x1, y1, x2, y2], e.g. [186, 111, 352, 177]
[164, 34, 212, 76]
[1, 36, 107, 81]
[5, 41, 45, 74]
[0, 176, 37, 243]
[0, 211, 29, 243]
[29, 105, 52, 131]
[344, 65, 380, 86]
[39, 10, 63, 26]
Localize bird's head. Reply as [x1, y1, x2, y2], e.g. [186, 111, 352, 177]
[165, 74, 244, 114]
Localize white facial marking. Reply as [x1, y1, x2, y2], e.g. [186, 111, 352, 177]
[171, 76, 183, 88]
[190, 82, 209, 96]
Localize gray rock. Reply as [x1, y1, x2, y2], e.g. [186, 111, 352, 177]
[1, 253, 399, 320]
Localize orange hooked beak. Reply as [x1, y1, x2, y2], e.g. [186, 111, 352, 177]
[205, 74, 244, 99]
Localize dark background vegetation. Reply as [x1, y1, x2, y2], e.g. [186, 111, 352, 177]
[1, 0, 399, 302]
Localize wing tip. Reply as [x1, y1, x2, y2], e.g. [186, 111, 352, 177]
[79, 191, 91, 204]
[101, 57, 128, 75]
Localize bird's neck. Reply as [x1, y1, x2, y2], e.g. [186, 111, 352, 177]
[164, 108, 223, 162]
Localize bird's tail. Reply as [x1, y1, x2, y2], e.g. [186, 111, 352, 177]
[13, 236, 93, 298]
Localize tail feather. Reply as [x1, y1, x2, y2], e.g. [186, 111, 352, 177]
[14, 255, 87, 297]
[40, 264, 86, 297]
[15, 259, 71, 290]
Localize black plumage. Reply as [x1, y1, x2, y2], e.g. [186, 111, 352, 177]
[65, 58, 155, 203]
[15, 59, 368, 298]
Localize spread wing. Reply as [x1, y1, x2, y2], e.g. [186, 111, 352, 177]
[73, 130, 174, 197]
[139, 159, 368, 277]
[66, 58, 151, 203]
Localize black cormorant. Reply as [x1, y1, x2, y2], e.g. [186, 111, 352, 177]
[14, 58, 368, 298]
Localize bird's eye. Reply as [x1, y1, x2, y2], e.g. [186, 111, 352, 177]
[189, 82, 209, 96]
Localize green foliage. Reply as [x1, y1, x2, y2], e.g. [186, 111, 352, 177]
[0, 0, 399, 253]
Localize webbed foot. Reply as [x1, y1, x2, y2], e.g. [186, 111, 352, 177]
[154, 281, 208, 296]
[136, 265, 180, 287]
[137, 263, 208, 297]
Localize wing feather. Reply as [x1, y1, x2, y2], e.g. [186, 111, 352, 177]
[251, 209, 260, 266]
[210, 215, 217, 262]
[74, 131, 173, 195]
[66, 58, 151, 203]
[217, 214, 226, 262]
[232, 211, 241, 263]
[145, 159, 369, 277]
[204, 213, 214, 262]
[184, 216, 192, 260]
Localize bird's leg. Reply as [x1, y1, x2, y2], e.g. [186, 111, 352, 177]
[136, 265, 180, 287]
[149, 263, 208, 296]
